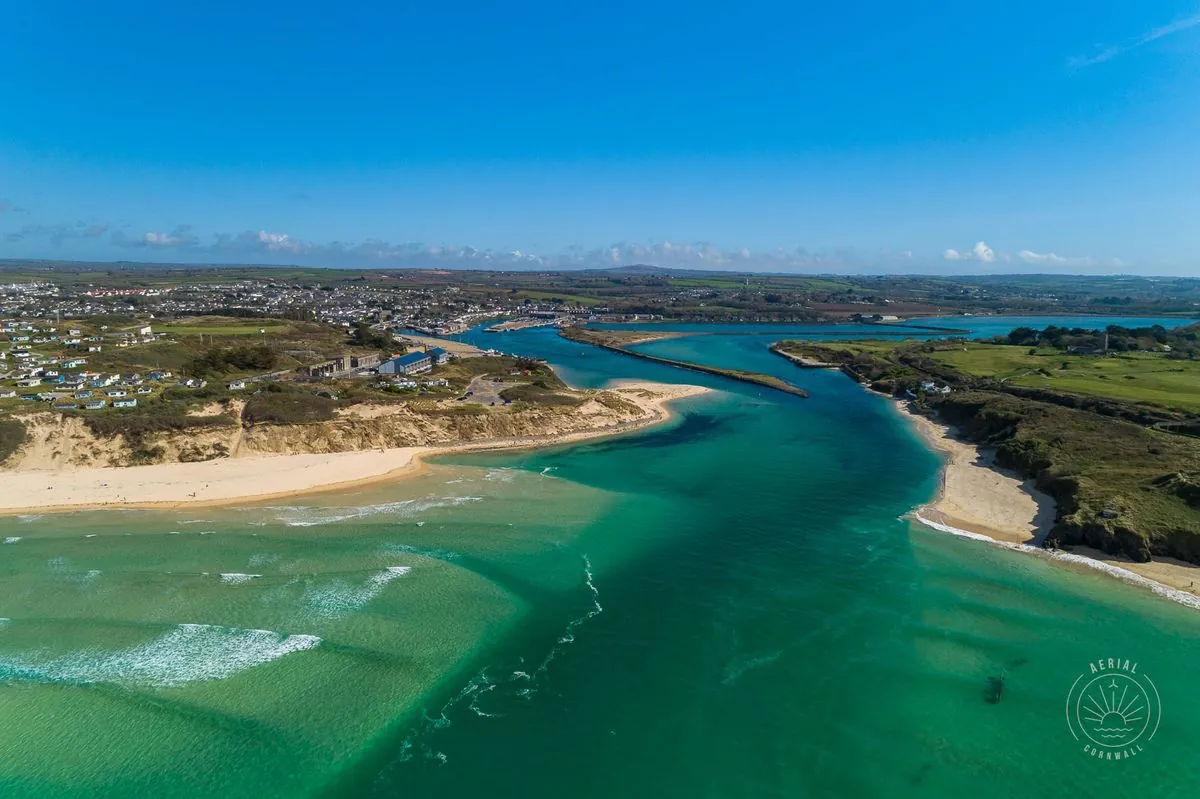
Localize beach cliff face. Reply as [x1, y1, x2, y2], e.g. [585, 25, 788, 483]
[1, 388, 676, 472]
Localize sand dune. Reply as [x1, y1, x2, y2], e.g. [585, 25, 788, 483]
[0, 381, 708, 514]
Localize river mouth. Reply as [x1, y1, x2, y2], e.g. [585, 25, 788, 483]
[2, 316, 1198, 797]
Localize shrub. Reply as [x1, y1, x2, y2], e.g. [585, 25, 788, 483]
[241, 389, 335, 424]
[0, 418, 28, 464]
[184, 345, 277, 377]
[82, 406, 233, 440]
[498, 384, 583, 407]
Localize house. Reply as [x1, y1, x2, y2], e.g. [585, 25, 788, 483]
[74, 390, 94, 400]
[302, 357, 347, 378]
[137, 386, 154, 394]
[378, 351, 432, 376]
[113, 398, 138, 408]
[85, 400, 107, 410]
[106, 389, 128, 398]
[428, 347, 451, 365]
[349, 353, 382, 370]
[136, 325, 152, 336]
[0, 389, 16, 399]
[228, 379, 247, 391]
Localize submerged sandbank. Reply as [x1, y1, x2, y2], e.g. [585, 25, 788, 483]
[0, 381, 708, 514]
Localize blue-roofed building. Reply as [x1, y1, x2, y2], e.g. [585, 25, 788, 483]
[427, 347, 451, 365]
[378, 351, 432, 376]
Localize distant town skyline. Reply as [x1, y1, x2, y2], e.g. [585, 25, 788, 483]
[3, 1, 1200, 275]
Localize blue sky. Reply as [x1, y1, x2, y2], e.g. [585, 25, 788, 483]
[2, 1, 1199, 273]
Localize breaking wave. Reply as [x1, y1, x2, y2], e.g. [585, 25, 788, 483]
[272, 496, 482, 527]
[304, 566, 412, 617]
[0, 623, 321, 688]
[220, 573, 263, 585]
[3, 537, 22, 544]
[909, 510, 1200, 611]
[483, 468, 518, 483]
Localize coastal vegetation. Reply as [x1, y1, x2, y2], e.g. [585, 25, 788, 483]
[80, 404, 233, 437]
[0, 418, 26, 465]
[184, 344, 278, 378]
[774, 332, 1200, 565]
[241, 384, 337, 424]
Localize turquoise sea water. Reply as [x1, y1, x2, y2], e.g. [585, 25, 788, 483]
[2, 319, 1199, 796]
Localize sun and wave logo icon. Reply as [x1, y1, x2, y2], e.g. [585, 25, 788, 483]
[1066, 659, 1161, 759]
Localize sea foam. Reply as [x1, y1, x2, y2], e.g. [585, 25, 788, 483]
[219, 573, 263, 585]
[273, 496, 481, 527]
[0, 623, 321, 687]
[304, 566, 412, 617]
[909, 510, 1200, 612]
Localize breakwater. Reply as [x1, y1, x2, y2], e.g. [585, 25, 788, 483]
[561, 329, 809, 398]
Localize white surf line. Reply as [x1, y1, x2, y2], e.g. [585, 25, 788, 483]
[908, 510, 1200, 612]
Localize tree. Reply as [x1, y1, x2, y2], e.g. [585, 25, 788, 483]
[1007, 327, 1038, 346]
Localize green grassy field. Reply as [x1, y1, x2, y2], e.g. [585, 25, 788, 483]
[160, 319, 291, 336]
[930, 344, 1200, 412]
[513, 290, 605, 306]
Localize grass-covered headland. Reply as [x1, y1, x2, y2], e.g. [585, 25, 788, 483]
[774, 324, 1200, 565]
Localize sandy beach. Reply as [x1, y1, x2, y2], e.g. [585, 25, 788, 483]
[0, 381, 708, 514]
[893, 400, 1055, 545]
[894, 398, 1200, 604]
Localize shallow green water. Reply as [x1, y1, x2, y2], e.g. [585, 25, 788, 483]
[2, 323, 1198, 796]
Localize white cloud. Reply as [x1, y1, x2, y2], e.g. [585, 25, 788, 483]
[256, 230, 305, 253]
[134, 225, 198, 248]
[1017, 249, 1102, 268]
[971, 241, 996, 262]
[943, 241, 995, 263]
[1071, 12, 1200, 68]
[1017, 249, 1067, 265]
